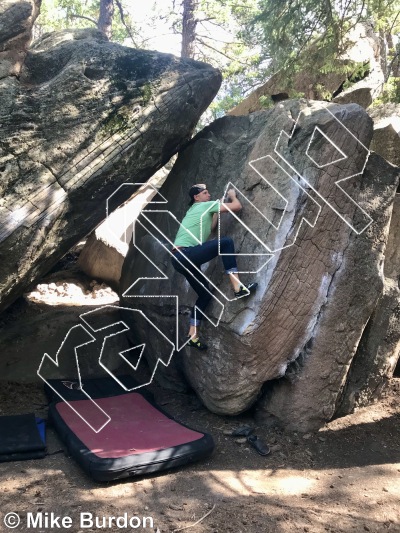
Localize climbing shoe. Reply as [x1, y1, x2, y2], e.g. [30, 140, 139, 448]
[187, 337, 208, 350]
[234, 282, 258, 299]
[247, 434, 270, 456]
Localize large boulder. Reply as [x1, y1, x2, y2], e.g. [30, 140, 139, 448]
[292, 103, 400, 419]
[0, 9, 221, 312]
[0, 0, 40, 78]
[368, 104, 400, 167]
[333, 87, 373, 109]
[120, 99, 399, 429]
[227, 67, 346, 117]
[336, 183, 400, 414]
[257, 152, 399, 430]
[336, 279, 400, 415]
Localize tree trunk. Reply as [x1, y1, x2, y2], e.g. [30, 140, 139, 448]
[386, 33, 400, 78]
[98, 0, 114, 40]
[181, 0, 198, 58]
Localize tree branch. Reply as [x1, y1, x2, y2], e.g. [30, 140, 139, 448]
[114, 0, 139, 47]
[195, 16, 217, 23]
[70, 14, 97, 26]
[345, 0, 367, 38]
[388, 10, 400, 35]
[196, 30, 241, 45]
[198, 18, 228, 29]
[196, 36, 250, 65]
[140, 32, 177, 45]
[385, 51, 400, 82]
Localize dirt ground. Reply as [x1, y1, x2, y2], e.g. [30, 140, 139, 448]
[0, 372, 399, 533]
[1, 261, 399, 533]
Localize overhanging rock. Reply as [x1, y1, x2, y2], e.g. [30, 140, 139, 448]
[0, 20, 221, 312]
[120, 99, 398, 430]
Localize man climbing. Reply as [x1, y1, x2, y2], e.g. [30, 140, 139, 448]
[171, 183, 258, 350]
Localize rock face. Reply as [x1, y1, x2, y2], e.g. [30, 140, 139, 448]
[0, 0, 40, 78]
[77, 157, 176, 288]
[257, 152, 399, 430]
[228, 67, 346, 116]
[120, 99, 399, 429]
[368, 104, 400, 167]
[336, 184, 400, 414]
[333, 87, 373, 109]
[0, 296, 126, 383]
[0, 7, 221, 313]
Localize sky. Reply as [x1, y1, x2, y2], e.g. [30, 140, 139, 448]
[125, 1, 182, 56]
[124, 0, 238, 62]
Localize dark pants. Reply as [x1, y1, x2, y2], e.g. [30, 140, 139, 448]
[171, 237, 238, 326]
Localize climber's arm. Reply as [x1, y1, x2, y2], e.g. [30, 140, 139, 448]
[211, 212, 218, 231]
[220, 188, 242, 213]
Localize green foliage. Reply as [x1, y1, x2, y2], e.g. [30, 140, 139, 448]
[246, 0, 400, 91]
[141, 83, 153, 106]
[258, 95, 273, 109]
[372, 77, 400, 104]
[208, 84, 246, 119]
[34, 0, 137, 44]
[101, 111, 129, 136]
[342, 61, 371, 90]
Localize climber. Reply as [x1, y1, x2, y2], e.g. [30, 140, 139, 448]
[171, 184, 258, 350]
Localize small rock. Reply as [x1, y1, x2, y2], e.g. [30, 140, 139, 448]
[302, 433, 312, 440]
[169, 504, 183, 511]
[223, 430, 232, 436]
[235, 437, 247, 444]
[270, 445, 282, 453]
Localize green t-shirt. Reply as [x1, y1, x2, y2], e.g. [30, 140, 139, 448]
[174, 200, 220, 247]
